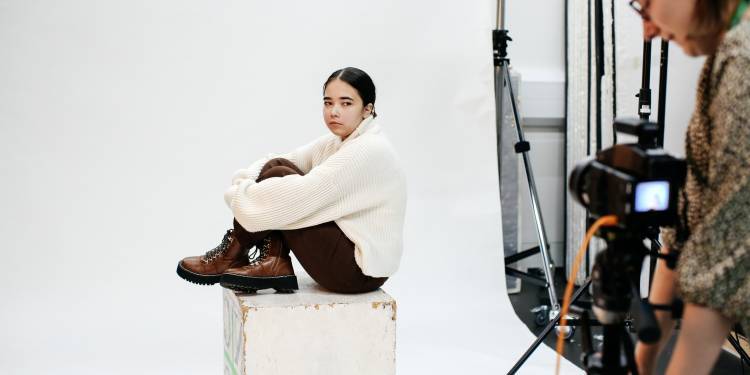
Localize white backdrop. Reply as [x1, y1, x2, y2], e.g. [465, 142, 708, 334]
[0, 1, 579, 373]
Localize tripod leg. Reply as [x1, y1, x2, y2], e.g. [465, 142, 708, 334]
[622, 326, 639, 375]
[602, 325, 623, 373]
[508, 309, 561, 375]
[507, 278, 591, 374]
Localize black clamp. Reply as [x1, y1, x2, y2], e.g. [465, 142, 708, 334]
[514, 141, 530, 153]
[654, 250, 680, 270]
[651, 299, 684, 320]
[492, 29, 512, 66]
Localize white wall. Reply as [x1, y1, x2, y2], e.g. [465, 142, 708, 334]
[506, 0, 566, 82]
[506, 0, 567, 122]
[0, 1, 580, 374]
[504, 1, 568, 270]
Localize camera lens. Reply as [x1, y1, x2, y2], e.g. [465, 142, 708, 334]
[568, 159, 593, 209]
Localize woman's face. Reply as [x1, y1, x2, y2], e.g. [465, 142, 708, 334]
[636, 0, 725, 56]
[323, 79, 373, 140]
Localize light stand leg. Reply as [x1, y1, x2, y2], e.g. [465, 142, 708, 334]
[499, 62, 560, 312]
[495, 0, 566, 371]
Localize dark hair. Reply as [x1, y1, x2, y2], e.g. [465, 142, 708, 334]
[323, 67, 377, 118]
[693, 0, 737, 33]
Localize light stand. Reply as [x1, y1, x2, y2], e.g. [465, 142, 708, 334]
[494, 0, 560, 321]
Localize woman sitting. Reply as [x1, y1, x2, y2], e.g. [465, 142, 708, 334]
[177, 67, 407, 294]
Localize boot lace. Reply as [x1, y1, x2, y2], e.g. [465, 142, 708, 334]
[202, 229, 233, 264]
[247, 236, 273, 266]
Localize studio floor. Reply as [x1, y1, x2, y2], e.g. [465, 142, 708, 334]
[507, 268, 750, 374]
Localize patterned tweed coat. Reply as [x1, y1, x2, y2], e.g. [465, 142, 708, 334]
[661, 13, 750, 328]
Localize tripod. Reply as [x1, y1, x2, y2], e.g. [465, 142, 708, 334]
[493, 0, 560, 321]
[511, 224, 663, 375]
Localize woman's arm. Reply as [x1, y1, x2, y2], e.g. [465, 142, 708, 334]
[224, 134, 332, 207]
[273, 133, 332, 174]
[635, 247, 678, 375]
[228, 137, 397, 232]
[665, 303, 733, 375]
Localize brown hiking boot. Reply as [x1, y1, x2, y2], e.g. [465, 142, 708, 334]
[177, 229, 252, 285]
[220, 231, 299, 293]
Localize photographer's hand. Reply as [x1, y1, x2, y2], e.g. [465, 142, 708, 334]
[635, 247, 677, 375]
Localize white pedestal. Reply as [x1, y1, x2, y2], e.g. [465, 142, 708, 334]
[223, 276, 396, 375]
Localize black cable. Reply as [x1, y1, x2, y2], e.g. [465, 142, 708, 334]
[585, 0, 593, 275]
[657, 39, 669, 147]
[563, 0, 569, 273]
[587, 0, 592, 157]
[595, 0, 604, 152]
[611, 0, 618, 145]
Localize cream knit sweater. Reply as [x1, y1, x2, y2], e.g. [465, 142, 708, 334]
[224, 116, 407, 277]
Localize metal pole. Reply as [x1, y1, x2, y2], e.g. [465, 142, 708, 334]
[656, 39, 669, 147]
[503, 65, 559, 311]
[638, 40, 652, 120]
[497, 0, 504, 30]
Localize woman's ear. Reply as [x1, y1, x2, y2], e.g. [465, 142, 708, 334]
[363, 103, 374, 117]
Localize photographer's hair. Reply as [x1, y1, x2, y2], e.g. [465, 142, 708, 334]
[324, 67, 377, 118]
[694, 0, 741, 33]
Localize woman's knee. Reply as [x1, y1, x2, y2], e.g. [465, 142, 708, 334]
[264, 157, 300, 171]
[258, 158, 303, 180]
[257, 164, 301, 181]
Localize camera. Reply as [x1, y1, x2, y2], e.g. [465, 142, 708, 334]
[568, 118, 687, 230]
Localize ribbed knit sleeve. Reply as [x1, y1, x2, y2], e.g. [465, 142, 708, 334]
[223, 134, 332, 207]
[279, 133, 332, 174]
[228, 135, 392, 232]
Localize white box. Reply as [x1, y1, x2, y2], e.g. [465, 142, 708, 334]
[223, 276, 396, 375]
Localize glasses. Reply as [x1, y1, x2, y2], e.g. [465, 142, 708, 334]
[629, 0, 651, 21]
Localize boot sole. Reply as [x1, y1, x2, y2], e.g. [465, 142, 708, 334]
[176, 263, 221, 285]
[220, 273, 299, 293]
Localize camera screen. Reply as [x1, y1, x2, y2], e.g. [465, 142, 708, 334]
[634, 180, 670, 212]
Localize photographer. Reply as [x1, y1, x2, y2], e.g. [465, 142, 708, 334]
[631, 0, 750, 374]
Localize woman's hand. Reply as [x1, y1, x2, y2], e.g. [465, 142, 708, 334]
[231, 168, 255, 185]
[635, 246, 678, 375]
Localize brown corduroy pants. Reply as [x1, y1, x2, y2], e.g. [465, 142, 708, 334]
[231, 158, 387, 294]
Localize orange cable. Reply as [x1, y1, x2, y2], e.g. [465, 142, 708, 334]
[555, 215, 618, 375]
